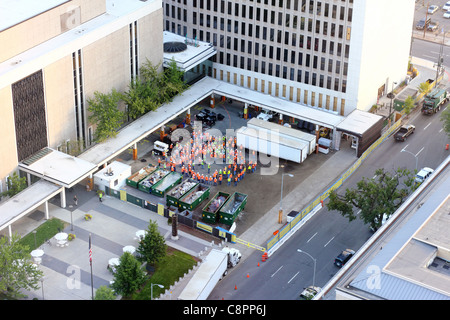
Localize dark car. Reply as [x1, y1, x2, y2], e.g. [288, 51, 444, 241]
[195, 112, 207, 121]
[334, 249, 355, 268]
[202, 109, 217, 120]
[416, 17, 431, 30]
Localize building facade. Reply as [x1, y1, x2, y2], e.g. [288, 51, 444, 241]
[162, 0, 414, 116]
[0, 0, 164, 195]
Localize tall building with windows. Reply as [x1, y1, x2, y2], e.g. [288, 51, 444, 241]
[162, 0, 414, 116]
[0, 0, 163, 194]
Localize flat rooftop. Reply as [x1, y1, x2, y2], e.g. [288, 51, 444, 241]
[0, 0, 70, 31]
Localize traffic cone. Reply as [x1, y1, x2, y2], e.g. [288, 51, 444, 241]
[247, 273, 250, 278]
[234, 285, 237, 290]
[257, 262, 260, 267]
[446, 144, 449, 150]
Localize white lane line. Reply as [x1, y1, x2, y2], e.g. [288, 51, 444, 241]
[271, 266, 283, 278]
[423, 54, 436, 59]
[356, 209, 362, 215]
[424, 123, 432, 130]
[416, 147, 424, 157]
[307, 232, 318, 243]
[288, 271, 300, 284]
[440, 128, 443, 133]
[324, 236, 335, 247]
[401, 144, 409, 152]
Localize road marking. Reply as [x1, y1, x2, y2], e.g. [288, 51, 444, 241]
[440, 128, 443, 133]
[356, 209, 362, 215]
[416, 147, 424, 157]
[307, 232, 318, 243]
[271, 266, 283, 278]
[401, 144, 409, 152]
[324, 236, 335, 247]
[288, 271, 300, 284]
[423, 54, 436, 59]
[424, 123, 432, 130]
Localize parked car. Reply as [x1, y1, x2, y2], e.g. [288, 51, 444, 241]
[427, 21, 439, 31]
[444, 1, 450, 11]
[334, 249, 355, 268]
[299, 286, 322, 300]
[428, 5, 439, 14]
[444, 10, 450, 18]
[416, 17, 431, 30]
[415, 167, 434, 184]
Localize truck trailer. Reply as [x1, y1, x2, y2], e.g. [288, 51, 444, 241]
[422, 88, 448, 115]
[178, 248, 241, 300]
[247, 118, 316, 155]
[236, 126, 308, 163]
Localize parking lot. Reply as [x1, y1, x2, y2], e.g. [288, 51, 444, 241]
[414, 0, 450, 39]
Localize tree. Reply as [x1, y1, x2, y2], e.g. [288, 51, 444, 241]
[110, 252, 146, 297]
[136, 220, 166, 266]
[327, 168, 416, 231]
[440, 107, 450, 138]
[87, 88, 124, 143]
[0, 233, 44, 299]
[417, 82, 431, 95]
[94, 285, 116, 300]
[403, 96, 415, 116]
[1, 172, 27, 198]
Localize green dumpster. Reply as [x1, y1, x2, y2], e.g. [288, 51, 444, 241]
[202, 192, 230, 224]
[178, 184, 211, 211]
[126, 165, 157, 188]
[151, 172, 183, 197]
[166, 179, 198, 207]
[137, 168, 170, 193]
[218, 192, 248, 226]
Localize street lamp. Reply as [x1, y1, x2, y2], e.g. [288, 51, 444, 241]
[279, 173, 294, 224]
[401, 148, 418, 170]
[297, 249, 317, 287]
[151, 283, 164, 300]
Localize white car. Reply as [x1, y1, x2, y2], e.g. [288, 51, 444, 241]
[428, 5, 439, 14]
[444, 10, 450, 18]
[415, 167, 434, 184]
[299, 286, 322, 300]
[443, 1, 450, 11]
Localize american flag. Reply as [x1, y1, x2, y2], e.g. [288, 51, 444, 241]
[89, 234, 92, 265]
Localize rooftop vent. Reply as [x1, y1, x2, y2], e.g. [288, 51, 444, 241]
[163, 41, 187, 53]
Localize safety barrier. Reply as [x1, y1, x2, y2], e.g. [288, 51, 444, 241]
[266, 118, 403, 252]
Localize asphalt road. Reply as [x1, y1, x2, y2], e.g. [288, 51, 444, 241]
[209, 100, 450, 300]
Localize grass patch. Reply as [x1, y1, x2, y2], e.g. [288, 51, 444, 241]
[19, 218, 66, 252]
[132, 247, 199, 300]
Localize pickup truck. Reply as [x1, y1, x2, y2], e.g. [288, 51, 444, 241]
[394, 124, 415, 142]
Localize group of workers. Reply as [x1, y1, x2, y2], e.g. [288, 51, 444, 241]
[157, 130, 258, 187]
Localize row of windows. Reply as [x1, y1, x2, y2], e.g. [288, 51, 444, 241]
[187, 0, 353, 20]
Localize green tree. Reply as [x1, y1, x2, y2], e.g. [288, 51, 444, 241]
[327, 168, 416, 231]
[161, 59, 188, 102]
[87, 88, 124, 142]
[110, 252, 146, 297]
[417, 82, 431, 95]
[403, 96, 415, 116]
[440, 107, 450, 138]
[137, 220, 166, 266]
[0, 233, 44, 299]
[94, 285, 116, 300]
[1, 172, 27, 198]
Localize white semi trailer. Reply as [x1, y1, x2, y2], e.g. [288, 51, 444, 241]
[236, 126, 308, 163]
[178, 248, 241, 300]
[247, 118, 317, 155]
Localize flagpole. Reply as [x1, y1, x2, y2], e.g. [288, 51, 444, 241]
[89, 233, 94, 300]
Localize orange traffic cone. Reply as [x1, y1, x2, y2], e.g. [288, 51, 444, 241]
[257, 262, 260, 267]
[234, 285, 237, 290]
[247, 273, 250, 278]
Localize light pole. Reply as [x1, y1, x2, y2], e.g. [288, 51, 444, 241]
[401, 148, 418, 170]
[297, 249, 316, 287]
[387, 81, 397, 126]
[151, 283, 164, 300]
[279, 173, 294, 224]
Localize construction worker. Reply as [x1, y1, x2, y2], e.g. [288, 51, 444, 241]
[219, 175, 222, 185]
[158, 157, 161, 167]
[208, 164, 211, 174]
[227, 176, 231, 186]
[234, 176, 238, 186]
[214, 177, 217, 186]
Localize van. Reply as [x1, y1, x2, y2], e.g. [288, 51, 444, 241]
[415, 167, 434, 184]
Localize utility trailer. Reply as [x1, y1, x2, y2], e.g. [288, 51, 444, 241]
[151, 172, 183, 197]
[202, 192, 230, 224]
[125, 165, 157, 188]
[236, 126, 308, 163]
[137, 168, 170, 193]
[166, 179, 198, 207]
[178, 184, 211, 211]
[218, 192, 248, 226]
